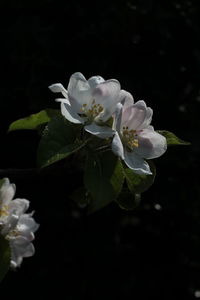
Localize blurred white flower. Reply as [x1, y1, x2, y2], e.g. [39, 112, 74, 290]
[49, 72, 124, 138]
[0, 178, 39, 268]
[7, 213, 39, 268]
[112, 97, 167, 175]
[195, 291, 200, 298]
[0, 178, 29, 226]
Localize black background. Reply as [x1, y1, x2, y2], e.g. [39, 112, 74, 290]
[1, 0, 200, 299]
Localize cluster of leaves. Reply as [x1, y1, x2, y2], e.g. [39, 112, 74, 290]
[8, 109, 190, 214]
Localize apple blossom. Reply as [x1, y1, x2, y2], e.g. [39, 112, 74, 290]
[0, 178, 29, 226]
[49, 72, 124, 138]
[112, 98, 167, 175]
[6, 212, 39, 268]
[0, 178, 39, 268]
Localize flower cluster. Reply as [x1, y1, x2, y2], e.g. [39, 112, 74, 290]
[50, 72, 167, 175]
[0, 178, 39, 268]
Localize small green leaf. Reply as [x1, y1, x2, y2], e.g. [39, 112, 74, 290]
[8, 109, 60, 132]
[84, 151, 124, 213]
[37, 115, 85, 168]
[157, 130, 190, 146]
[0, 235, 11, 282]
[124, 161, 156, 194]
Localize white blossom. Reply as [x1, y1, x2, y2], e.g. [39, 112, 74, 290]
[112, 96, 167, 175]
[0, 178, 39, 268]
[0, 178, 29, 226]
[7, 213, 39, 268]
[49, 72, 124, 138]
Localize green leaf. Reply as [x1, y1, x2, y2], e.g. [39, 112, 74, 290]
[8, 109, 60, 132]
[70, 187, 91, 209]
[37, 115, 85, 168]
[84, 151, 124, 213]
[0, 235, 11, 282]
[157, 130, 190, 146]
[124, 160, 156, 194]
[117, 190, 141, 210]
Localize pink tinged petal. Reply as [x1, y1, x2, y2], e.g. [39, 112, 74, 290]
[60, 102, 84, 124]
[121, 106, 144, 129]
[112, 132, 125, 160]
[137, 107, 153, 130]
[122, 100, 147, 130]
[135, 127, 167, 159]
[84, 123, 115, 139]
[0, 178, 16, 206]
[67, 72, 92, 109]
[124, 150, 152, 175]
[92, 79, 121, 122]
[88, 76, 105, 90]
[48, 83, 68, 98]
[119, 89, 134, 109]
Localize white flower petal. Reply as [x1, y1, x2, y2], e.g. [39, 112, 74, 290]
[1, 214, 19, 236]
[135, 127, 167, 159]
[0, 178, 16, 206]
[48, 83, 68, 98]
[22, 243, 35, 257]
[9, 236, 34, 267]
[84, 123, 115, 139]
[137, 107, 153, 130]
[119, 89, 134, 109]
[9, 199, 30, 216]
[10, 254, 22, 268]
[55, 97, 70, 105]
[60, 102, 84, 124]
[112, 132, 124, 159]
[122, 100, 147, 130]
[124, 150, 152, 175]
[88, 76, 105, 90]
[18, 213, 39, 235]
[92, 79, 121, 122]
[67, 72, 91, 110]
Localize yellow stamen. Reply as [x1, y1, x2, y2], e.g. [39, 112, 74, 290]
[80, 99, 104, 121]
[122, 127, 139, 150]
[0, 205, 9, 217]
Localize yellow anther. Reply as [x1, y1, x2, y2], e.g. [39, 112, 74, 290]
[132, 139, 139, 148]
[80, 99, 104, 120]
[0, 205, 9, 217]
[122, 127, 139, 150]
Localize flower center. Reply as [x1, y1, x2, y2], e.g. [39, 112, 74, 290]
[80, 99, 104, 121]
[122, 126, 139, 150]
[7, 229, 19, 239]
[0, 205, 9, 218]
